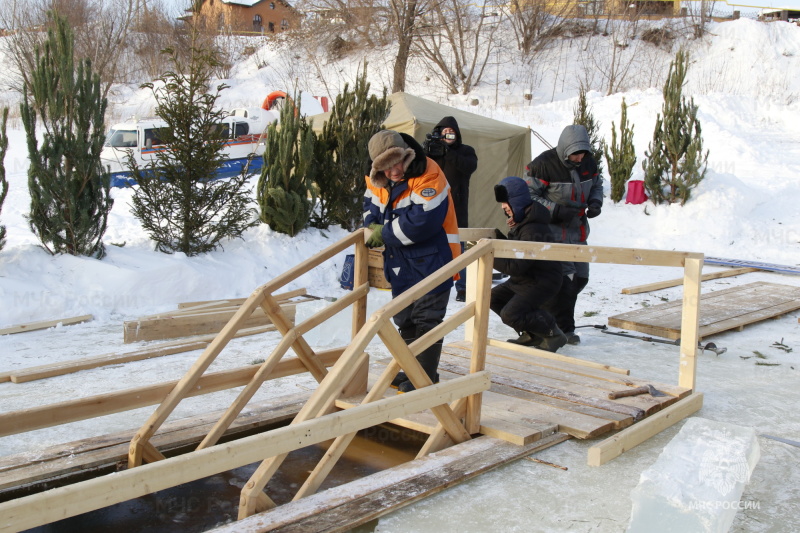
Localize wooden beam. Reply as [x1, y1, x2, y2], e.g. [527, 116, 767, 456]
[457, 228, 495, 241]
[620, 267, 757, 294]
[217, 433, 570, 533]
[127, 287, 270, 467]
[491, 240, 702, 268]
[678, 257, 703, 390]
[122, 302, 294, 344]
[7, 341, 208, 384]
[0, 314, 92, 336]
[0, 373, 491, 532]
[466, 251, 494, 433]
[378, 323, 472, 445]
[487, 338, 630, 375]
[176, 287, 308, 309]
[0, 350, 343, 438]
[587, 392, 704, 466]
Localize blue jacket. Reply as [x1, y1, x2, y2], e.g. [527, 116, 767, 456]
[364, 133, 461, 296]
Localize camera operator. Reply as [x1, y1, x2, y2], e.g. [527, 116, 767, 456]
[423, 116, 478, 302]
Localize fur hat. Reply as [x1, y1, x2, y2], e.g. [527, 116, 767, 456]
[368, 130, 416, 186]
[494, 176, 533, 223]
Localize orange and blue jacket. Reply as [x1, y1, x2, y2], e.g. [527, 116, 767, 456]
[363, 133, 461, 296]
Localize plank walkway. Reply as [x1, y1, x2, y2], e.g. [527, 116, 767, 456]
[609, 281, 800, 340]
[338, 340, 690, 443]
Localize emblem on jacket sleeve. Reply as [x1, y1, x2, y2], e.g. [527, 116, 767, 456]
[421, 187, 436, 197]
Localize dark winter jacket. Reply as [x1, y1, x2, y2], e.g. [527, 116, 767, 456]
[429, 117, 478, 228]
[363, 133, 461, 297]
[524, 125, 604, 244]
[493, 202, 563, 288]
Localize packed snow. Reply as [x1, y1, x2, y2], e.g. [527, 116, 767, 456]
[0, 17, 799, 533]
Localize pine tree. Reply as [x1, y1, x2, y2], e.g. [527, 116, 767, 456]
[603, 98, 636, 203]
[311, 63, 390, 231]
[573, 85, 605, 178]
[0, 108, 8, 251]
[642, 49, 709, 206]
[21, 13, 113, 258]
[257, 92, 316, 237]
[128, 30, 257, 255]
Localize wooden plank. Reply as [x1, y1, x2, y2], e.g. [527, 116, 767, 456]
[483, 338, 631, 375]
[176, 288, 308, 310]
[609, 282, 800, 341]
[0, 349, 344, 438]
[0, 314, 93, 336]
[0, 373, 491, 532]
[0, 393, 312, 494]
[490, 240, 702, 268]
[123, 303, 295, 344]
[439, 359, 651, 420]
[8, 341, 209, 383]
[219, 433, 571, 533]
[457, 227, 495, 241]
[587, 392, 704, 466]
[443, 347, 689, 399]
[444, 342, 690, 398]
[620, 267, 757, 294]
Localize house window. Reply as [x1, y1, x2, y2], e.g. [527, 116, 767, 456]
[270, 2, 275, 8]
[281, 18, 289, 30]
[268, 21, 275, 32]
[253, 14, 262, 31]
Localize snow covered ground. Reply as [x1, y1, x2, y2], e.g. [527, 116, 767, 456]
[1, 17, 799, 532]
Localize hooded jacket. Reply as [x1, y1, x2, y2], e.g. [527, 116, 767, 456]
[524, 125, 604, 244]
[429, 117, 478, 228]
[363, 132, 461, 296]
[493, 192, 563, 287]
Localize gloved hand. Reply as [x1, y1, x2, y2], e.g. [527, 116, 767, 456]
[586, 201, 602, 219]
[552, 204, 582, 223]
[493, 228, 507, 240]
[366, 223, 384, 248]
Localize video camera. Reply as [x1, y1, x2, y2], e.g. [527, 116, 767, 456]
[423, 131, 447, 158]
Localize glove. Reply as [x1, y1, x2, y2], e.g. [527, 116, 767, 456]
[366, 223, 384, 248]
[493, 228, 507, 240]
[586, 201, 602, 219]
[551, 204, 582, 223]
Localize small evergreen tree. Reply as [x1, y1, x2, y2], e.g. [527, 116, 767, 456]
[21, 13, 113, 258]
[0, 108, 8, 251]
[604, 98, 636, 203]
[311, 63, 390, 231]
[573, 85, 605, 178]
[128, 31, 257, 255]
[257, 92, 316, 236]
[642, 49, 709, 206]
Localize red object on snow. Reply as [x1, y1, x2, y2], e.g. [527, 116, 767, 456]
[625, 180, 648, 204]
[262, 90, 288, 111]
[313, 96, 329, 112]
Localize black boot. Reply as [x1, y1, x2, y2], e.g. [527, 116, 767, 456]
[397, 342, 442, 393]
[507, 331, 543, 347]
[534, 325, 568, 353]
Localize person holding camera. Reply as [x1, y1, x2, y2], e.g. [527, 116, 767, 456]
[423, 116, 478, 302]
[524, 124, 603, 346]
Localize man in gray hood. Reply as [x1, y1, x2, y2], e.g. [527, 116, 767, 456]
[524, 124, 604, 345]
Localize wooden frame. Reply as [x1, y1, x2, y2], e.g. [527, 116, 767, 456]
[2, 230, 705, 527]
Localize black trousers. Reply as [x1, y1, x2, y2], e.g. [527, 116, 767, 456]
[490, 276, 561, 336]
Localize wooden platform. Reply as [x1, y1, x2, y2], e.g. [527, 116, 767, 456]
[609, 281, 800, 340]
[340, 340, 691, 442]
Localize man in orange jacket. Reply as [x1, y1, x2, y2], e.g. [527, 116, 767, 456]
[363, 130, 460, 393]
